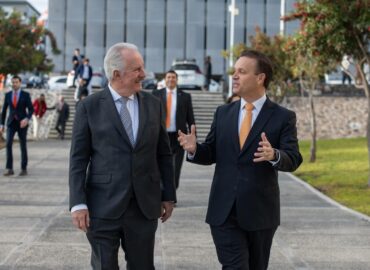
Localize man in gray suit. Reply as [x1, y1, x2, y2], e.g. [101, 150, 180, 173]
[69, 42, 176, 270]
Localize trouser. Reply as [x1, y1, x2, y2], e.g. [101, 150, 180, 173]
[210, 205, 277, 270]
[86, 199, 158, 270]
[168, 132, 185, 189]
[6, 121, 28, 170]
[32, 115, 42, 139]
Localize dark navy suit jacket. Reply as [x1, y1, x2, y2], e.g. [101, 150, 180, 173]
[189, 98, 302, 231]
[1, 90, 33, 126]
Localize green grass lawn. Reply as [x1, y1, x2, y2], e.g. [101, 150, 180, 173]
[293, 137, 370, 216]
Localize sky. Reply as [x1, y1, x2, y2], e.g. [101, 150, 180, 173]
[28, 0, 48, 13]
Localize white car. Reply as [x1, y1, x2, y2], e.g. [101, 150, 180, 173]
[171, 59, 205, 90]
[47, 75, 68, 91]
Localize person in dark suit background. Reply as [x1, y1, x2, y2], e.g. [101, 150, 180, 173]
[69, 42, 176, 270]
[77, 58, 93, 88]
[152, 70, 195, 190]
[54, 96, 69, 140]
[0, 75, 34, 176]
[178, 50, 302, 270]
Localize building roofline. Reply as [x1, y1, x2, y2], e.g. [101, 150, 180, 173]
[0, 0, 41, 16]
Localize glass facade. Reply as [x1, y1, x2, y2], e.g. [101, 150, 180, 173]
[47, 0, 299, 75]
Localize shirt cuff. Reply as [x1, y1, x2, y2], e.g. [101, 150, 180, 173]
[187, 150, 196, 160]
[269, 149, 281, 166]
[71, 204, 88, 212]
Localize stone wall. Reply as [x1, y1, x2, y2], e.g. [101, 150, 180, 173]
[283, 96, 368, 140]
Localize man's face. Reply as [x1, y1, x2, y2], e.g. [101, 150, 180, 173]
[11, 78, 21, 91]
[165, 73, 177, 90]
[232, 56, 265, 99]
[116, 50, 146, 94]
[40, 95, 45, 102]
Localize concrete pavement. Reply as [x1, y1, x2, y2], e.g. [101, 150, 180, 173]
[1, 140, 370, 269]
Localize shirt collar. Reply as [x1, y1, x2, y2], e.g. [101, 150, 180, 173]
[166, 87, 177, 94]
[240, 94, 267, 113]
[108, 83, 135, 101]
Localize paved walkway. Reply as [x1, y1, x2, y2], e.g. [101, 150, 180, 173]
[1, 140, 370, 269]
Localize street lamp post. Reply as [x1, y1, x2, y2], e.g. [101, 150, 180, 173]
[228, 0, 239, 97]
[280, 0, 286, 35]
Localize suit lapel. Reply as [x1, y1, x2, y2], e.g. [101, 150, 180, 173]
[175, 90, 183, 130]
[134, 92, 147, 149]
[240, 98, 275, 154]
[101, 88, 132, 147]
[230, 100, 241, 153]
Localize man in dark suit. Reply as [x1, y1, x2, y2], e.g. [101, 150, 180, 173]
[1, 75, 34, 176]
[69, 42, 176, 270]
[152, 70, 195, 189]
[178, 50, 302, 270]
[54, 96, 69, 140]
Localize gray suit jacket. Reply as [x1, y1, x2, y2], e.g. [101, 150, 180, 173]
[69, 87, 176, 220]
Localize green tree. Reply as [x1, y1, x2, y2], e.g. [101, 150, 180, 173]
[283, 0, 370, 181]
[0, 9, 60, 76]
[222, 27, 295, 103]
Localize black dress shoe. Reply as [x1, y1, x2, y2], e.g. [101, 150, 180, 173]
[19, 170, 27, 176]
[3, 169, 14, 176]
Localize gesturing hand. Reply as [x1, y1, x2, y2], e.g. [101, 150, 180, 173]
[253, 132, 275, 162]
[178, 124, 197, 155]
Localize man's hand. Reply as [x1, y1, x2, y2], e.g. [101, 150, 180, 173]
[72, 209, 90, 232]
[20, 119, 28, 128]
[178, 124, 197, 154]
[0, 126, 4, 133]
[160, 201, 174, 223]
[254, 132, 275, 162]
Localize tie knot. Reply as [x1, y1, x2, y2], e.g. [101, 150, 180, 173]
[245, 103, 254, 111]
[119, 97, 129, 105]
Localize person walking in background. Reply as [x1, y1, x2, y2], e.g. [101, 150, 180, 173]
[32, 93, 47, 140]
[178, 50, 302, 270]
[69, 42, 176, 270]
[0, 75, 34, 176]
[77, 58, 93, 90]
[341, 55, 352, 85]
[152, 70, 195, 190]
[72, 48, 82, 87]
[54, 96, 69, 140]
[204, 55, 212, 90]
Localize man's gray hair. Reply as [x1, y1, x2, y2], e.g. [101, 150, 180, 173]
[104, 42, 138, 81]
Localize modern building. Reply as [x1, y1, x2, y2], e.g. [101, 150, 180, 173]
[47, 0, 299, 75]
[0, 0, 40, 22]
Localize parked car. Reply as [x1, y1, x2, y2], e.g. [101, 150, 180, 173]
[171, 59, 205, 90]
[90, 72, 108, 88]
[142, 72, 157, 90]
[46, 75, 68, 91]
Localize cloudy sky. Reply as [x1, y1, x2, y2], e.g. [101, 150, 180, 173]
[28, 0, 48, 13]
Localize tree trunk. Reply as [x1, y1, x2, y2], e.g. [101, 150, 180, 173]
[309, 84, 317, 163]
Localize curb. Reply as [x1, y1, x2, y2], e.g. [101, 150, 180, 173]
[285, 172, 370, 223]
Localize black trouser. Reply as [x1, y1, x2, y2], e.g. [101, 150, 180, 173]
[6, 121, 28, 170]
[168, 132, 184, 189]
[86, 199, 158, 270]
[210, 205, 277, 270]
[55, 119, 66, 138]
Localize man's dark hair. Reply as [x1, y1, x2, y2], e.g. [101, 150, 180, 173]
[75, 48, 80, 52]
[12, 75, 22, 82]
[165, 70, 178, 78]
[239, 50, 273, 88]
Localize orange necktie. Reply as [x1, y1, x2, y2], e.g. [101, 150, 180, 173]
[12, 92, 17, 107]
[239, 103, 254, 149]
[166, 91, 172, 128]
